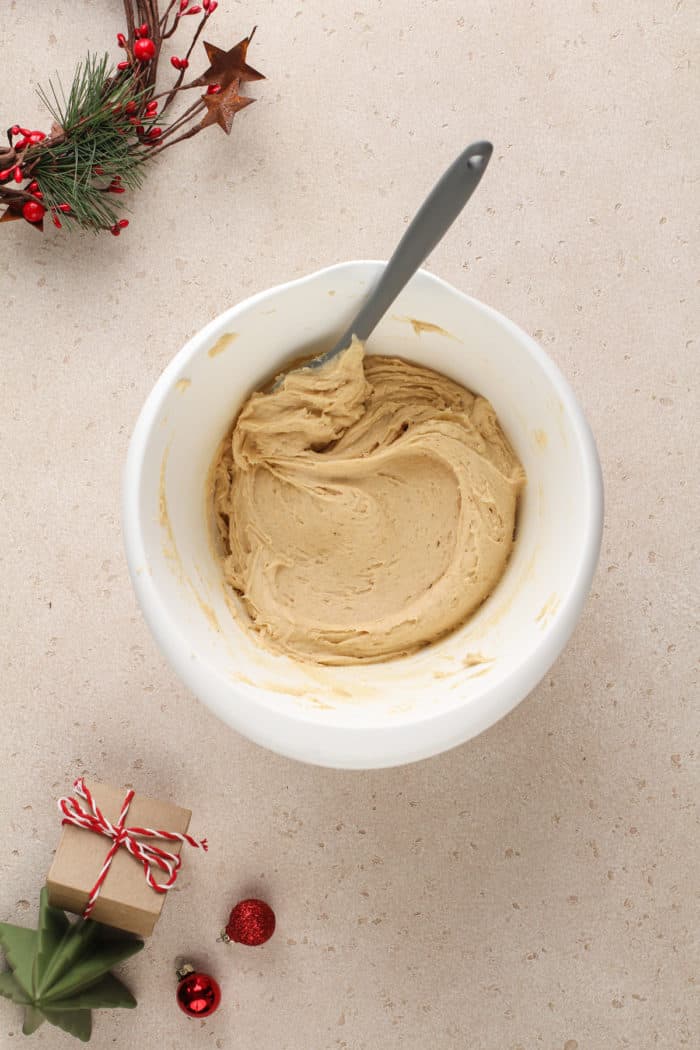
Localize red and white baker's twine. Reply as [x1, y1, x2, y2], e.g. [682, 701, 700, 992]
[58, 777, 208, 920]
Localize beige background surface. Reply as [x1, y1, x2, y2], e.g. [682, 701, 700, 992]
[1, 1, 697, 1048]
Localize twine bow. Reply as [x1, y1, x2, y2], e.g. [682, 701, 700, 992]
[58, 777, 208, 920]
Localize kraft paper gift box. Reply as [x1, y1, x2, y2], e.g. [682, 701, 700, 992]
[47, 780, 192, 938]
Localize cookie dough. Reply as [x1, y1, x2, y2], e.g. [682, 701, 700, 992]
[213, 339, 525, 665]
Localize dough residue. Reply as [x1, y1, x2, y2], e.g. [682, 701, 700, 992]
[213, 339, 525, 665]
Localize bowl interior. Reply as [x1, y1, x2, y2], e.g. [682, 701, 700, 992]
[125, 262, 601, 765]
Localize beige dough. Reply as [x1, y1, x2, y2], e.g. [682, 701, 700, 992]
[213, 339, 525, 665]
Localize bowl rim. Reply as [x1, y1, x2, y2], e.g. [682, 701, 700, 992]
[123, 260, 603, 769]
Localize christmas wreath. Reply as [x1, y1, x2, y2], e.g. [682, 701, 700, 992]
[0, 1, 264, 236]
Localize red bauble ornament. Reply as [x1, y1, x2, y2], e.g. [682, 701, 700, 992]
[22, 201, 45, 223]
[176, 964, 221, 1018]
[134, 38, 156, 62]
[224, 898, 276, 946]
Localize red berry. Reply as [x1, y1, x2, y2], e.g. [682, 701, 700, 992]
[13, 166, 22, 183]
[19, 127, 31, 136]
[206, 83, 221, 94]
[208, 0, 218, 11]
[117, 60, 129, 70]
[148, 127, 162, 138]
[28, 131, 46, 144]
[125, 100, 138, 114]
[93, 165, 105, 175]
[10, 124, 20, 136]
[110, 224, 121, 236]
[59, 203, 71, 213]
[22, 200, 45, 223]
[134, 38, 156, 61]
[138, 22, 149, 37]
[180, 0, 189, 9]
[145, 100, 158, 114]
[118, 218, 129, 228]
[0, 168, 12, 181]
[117, 32, 126, 47]
[52, 213, 62, 228]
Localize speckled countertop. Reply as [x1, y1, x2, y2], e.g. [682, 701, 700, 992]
[1, 2, 697, 1048]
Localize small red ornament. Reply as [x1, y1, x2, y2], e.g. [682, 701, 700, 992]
[134, 38, 156, 62]
[223, 899, 276, 946]
[22, 200, 45, 223]
[176, 964, 221, 1018]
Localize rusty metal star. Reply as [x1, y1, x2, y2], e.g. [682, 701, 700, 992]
[199, 78, 255, 134]
[194, 29, 265, 90]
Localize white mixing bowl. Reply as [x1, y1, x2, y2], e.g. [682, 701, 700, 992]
[123, 262, 603, 769]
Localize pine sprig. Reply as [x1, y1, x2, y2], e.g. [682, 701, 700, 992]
[32, 55, 151, 231]
[37, 54, 118, 131]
